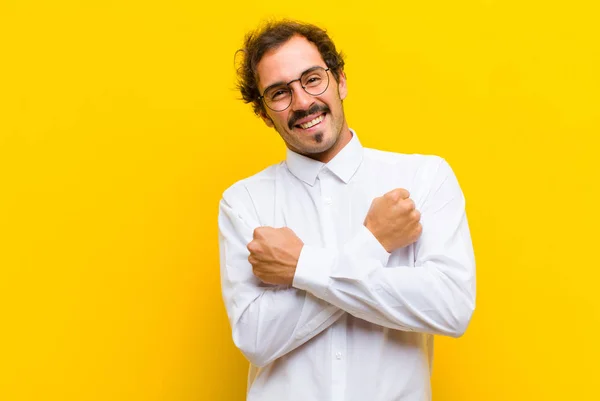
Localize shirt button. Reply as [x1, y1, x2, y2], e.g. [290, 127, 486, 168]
[324, 197, 333, 205]
[335, 352, 342, 360]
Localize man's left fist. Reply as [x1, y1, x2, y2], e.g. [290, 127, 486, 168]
[247, 227, 304, 286]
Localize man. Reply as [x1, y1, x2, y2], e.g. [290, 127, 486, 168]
[218, 20, 476, 401]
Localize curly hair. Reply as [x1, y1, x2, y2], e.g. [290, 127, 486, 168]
[235, 20, 346, 117]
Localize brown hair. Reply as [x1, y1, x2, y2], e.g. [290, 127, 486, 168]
[235, 20, 346, 117]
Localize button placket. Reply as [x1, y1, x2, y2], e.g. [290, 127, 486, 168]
[320, 170, 334, 207]
[318, 170, 348, 401]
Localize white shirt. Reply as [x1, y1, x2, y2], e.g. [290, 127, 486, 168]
[218, 130, 476, 401]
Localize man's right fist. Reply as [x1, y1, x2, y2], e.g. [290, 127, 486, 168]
[363, 188, 422, 253]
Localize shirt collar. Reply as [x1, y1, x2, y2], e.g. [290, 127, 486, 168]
[285, 129, 364, 186]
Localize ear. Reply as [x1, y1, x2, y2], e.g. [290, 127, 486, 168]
[337, 70, 348, 100]
[259, 110, 274, 128]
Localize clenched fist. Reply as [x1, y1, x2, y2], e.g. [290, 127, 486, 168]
[364, 188, 422, 253]
[247, 227, 304, 286]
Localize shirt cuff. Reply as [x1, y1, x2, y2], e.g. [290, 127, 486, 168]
[342, 225, 391, 267]
[292, 244, 336, 300]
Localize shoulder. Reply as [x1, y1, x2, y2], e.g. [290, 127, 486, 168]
[362, 147, 460, 207]
[219, 162, 287, 227]
[221, 162, 282, 205]
[363, 147, 449, 178]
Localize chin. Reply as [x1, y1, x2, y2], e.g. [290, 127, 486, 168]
[283, 125, 337, 155]
[305, 136, 336, 154]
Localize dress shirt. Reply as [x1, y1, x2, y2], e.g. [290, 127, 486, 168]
[218, 130, 476, 401]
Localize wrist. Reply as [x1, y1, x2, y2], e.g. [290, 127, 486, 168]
[363, 223, 391, 253]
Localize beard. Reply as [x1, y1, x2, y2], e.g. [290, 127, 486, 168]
[275, 116, 340, 157]
[268, 95, 347, 159]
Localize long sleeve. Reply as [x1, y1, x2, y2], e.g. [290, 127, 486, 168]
[292, 158, 476, 337]
[218, 184, 345, 368]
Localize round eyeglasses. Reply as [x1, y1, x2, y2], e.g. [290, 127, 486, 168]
[258, 67, 330, 112]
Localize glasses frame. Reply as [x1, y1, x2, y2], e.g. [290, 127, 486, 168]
[258, 67, 331, 112]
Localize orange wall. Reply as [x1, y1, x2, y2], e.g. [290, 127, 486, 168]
[1, 1, 599, 400]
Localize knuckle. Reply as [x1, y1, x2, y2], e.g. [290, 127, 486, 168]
[401, 198, 415, 211]
[247, 241, 258, 254]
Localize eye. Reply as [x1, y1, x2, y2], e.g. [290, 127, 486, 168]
[304, 76, 322, 86]
[272, 90, 286, 99]
[268, 88, 289, 101]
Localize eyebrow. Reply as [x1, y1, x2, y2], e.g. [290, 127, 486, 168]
[262, 65, 325, 94]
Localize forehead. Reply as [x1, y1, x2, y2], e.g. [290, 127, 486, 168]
[256, 35, 325, 90]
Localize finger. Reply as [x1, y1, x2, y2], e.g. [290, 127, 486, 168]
[396, 188, 410, 199]
[255, 226, 277, 238]
[385, 188, 410, 201]
[415, 222, 423, 236]
[247, 240, 258, 254]
[401, 198, 416, 212]
[383, 189, 399, 202]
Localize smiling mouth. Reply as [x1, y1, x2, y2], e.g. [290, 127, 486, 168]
[295, 113, 326, 130]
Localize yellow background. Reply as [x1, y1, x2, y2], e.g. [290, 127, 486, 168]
[1, 0, 599, 400]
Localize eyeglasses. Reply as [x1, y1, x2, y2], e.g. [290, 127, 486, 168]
[258, 67, 330, 112]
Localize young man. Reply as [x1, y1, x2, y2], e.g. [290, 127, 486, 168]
[218, 20, 476, 401]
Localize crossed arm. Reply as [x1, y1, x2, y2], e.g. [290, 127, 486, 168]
[218, 159, 476, 368]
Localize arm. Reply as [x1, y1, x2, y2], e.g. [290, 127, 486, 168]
[292, 158, 476, 337]
[218, 186, 345, 368]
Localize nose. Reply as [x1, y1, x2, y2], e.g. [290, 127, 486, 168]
[289, 82, 314, 111]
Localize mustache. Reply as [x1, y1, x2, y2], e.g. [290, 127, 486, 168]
[288, 104, 330, 130]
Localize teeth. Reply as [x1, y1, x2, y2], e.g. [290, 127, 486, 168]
[299, 114, 324, 129]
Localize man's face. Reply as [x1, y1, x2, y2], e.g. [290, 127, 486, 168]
[256, 35, 349, 161]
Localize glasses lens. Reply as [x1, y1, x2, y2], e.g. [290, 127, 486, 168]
[261, 67, 330, 112]
[264, 86, 292, 111]
[301, 67, 329, 96]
